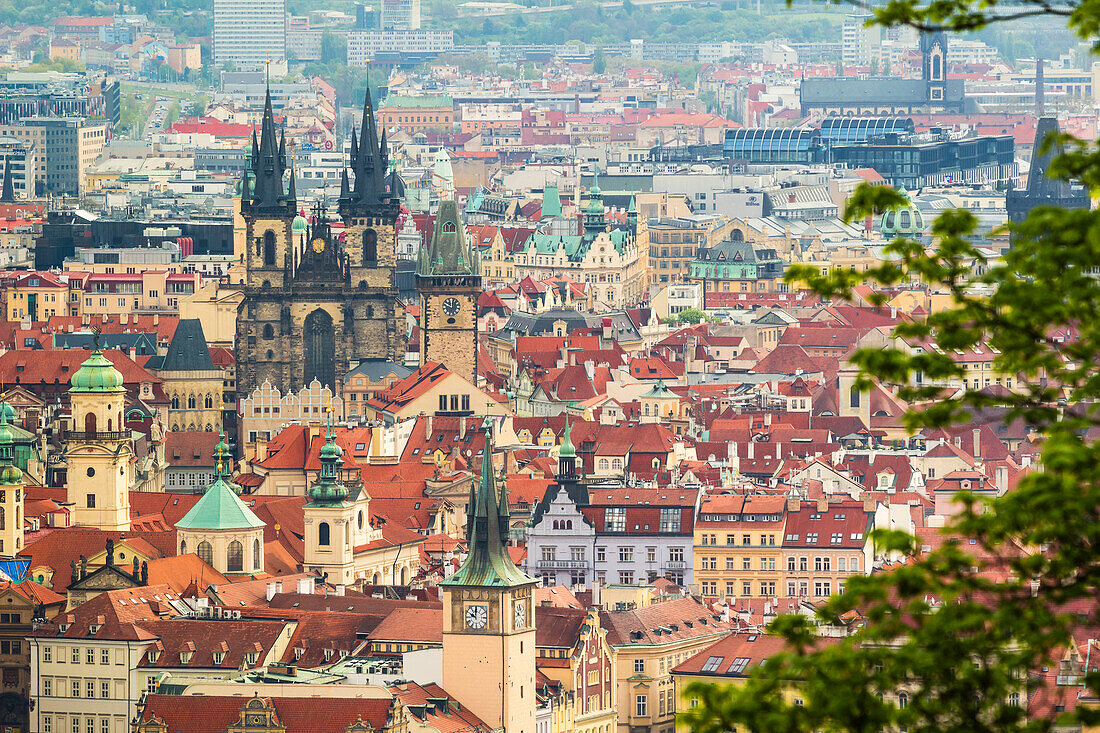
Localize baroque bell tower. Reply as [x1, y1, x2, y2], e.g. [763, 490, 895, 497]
[417, 198, 480, 384]
[441, 425, 536, 733]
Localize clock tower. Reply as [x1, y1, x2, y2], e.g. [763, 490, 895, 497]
[417, 198, 480, 384]
[441, 425, 536, 733]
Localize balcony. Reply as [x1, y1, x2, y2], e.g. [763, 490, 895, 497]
[663, 561, 687, 570]
[63, 430, 130, 441]
[535, 560, 589, 570]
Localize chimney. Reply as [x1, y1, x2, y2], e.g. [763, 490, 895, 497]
[275, 581, 283, 595]
[747, 441, 755, 459]
[584, 360, 595, 379]
[972, 428, 981, 459]
[265, 582, 277, 601]
[335, 584, 345, 596]
[426, 415, 433, 439]
[890, 306, 897, 319]
[816, 496, 827, 512]
[459, 416, 466, 438]
[995, 465, 1007, 494]
[786, 495, 800, 512]
[863, 495, 877, 513]
[1022, 454, 1033, 468]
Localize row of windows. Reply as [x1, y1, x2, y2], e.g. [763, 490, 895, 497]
[40, 678, 113, 698]
[41, 715, 119, 733]
[42, 647, 115, 664]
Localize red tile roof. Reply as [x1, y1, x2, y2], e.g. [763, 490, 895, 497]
[138, 694, 396, 733]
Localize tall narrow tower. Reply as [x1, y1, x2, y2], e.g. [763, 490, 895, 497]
[416, 199, 480, 384]
[65, 348, 133, 531]
[0, 409, 24, 558]
[440, 426, 536, 733]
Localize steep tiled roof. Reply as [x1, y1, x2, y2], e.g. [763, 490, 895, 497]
[601, 596, 734, 646]
[137, 695, 395, 733]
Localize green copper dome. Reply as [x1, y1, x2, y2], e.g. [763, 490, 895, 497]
[292, 212, 308, 234]
[880, 187, 925, 238]
[70, 350, 125, 393]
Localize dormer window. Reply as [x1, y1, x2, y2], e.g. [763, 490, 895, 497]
[180, 651, 193, 664]
[212, 651, 225, 665]
[147, 650, 160, 664]
[294, 647, 304, 660]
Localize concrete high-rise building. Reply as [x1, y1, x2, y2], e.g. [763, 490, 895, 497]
[379, 0, 420, 30]
[213, 0, 287, 68]
[841, 13, 880, 67]
[0, 118, 106, 196]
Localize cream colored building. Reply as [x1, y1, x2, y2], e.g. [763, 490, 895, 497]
[64, 350, 133, 532]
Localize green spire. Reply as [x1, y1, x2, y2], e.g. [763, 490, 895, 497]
[417, 198, 478, 278]
[442, 425, 535, 589]
[214, 431, 233, 483]
[560, 416, 575, 458]
[0, 409, 22, 486]
[308, 405, 348, 505]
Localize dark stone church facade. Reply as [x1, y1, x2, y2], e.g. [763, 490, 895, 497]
[234, 88, 406, 402]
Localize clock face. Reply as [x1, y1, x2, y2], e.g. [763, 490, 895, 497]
[311, 237, 325, 254]
[465, 604, 488, 630]
[514, 601, 526, 629]
[442, 297, 461, 316]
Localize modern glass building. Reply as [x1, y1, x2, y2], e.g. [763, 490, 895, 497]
[722, 117, 1015, 189]
[724, 128, 824, 164]
[819, 116, 915, 144]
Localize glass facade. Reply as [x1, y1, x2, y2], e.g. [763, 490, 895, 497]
[819, 116, 915, 144]
[723, 128, 824, 164]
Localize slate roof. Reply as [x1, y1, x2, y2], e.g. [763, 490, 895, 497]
[144, 318, 216, 372]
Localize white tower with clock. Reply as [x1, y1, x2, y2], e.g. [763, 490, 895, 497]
[440, 425, 536, 733]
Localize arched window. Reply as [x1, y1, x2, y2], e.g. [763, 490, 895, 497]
[266, 350, 275, 360]
[227, 540, 243, 572]
[318, 521, 331, 546]
[598, 459, 609, 471]
[180, 539, 187, 555]
[84, 412, 96, 434]
[552, 520, 559, 530]
[0, 506, 5, 530]
[263, 324, 274, 339]
[187, 395, 196, 409]
[931, 53, 942, 81]
[363, 229, 378, 264]
[171, 396, 180, 409]
[197, 541, 213, 565]
[442, 221, 456, 233]
[400, 567, 408, 584]
[898, 692, 908, 709]
[106, 418, 113, 432]
[372, 573, 380, 585]
[254, 539, 261, 570]
[263, 230, 277, 266]
[612, 458, 623, 471]
[849, 385, 861, 408]
[204, 395, 213, 409]
[565, 520, 572, 529]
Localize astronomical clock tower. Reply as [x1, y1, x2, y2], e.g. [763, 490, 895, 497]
[416, 198, 480, 384]
[441, 426, 536, 733]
